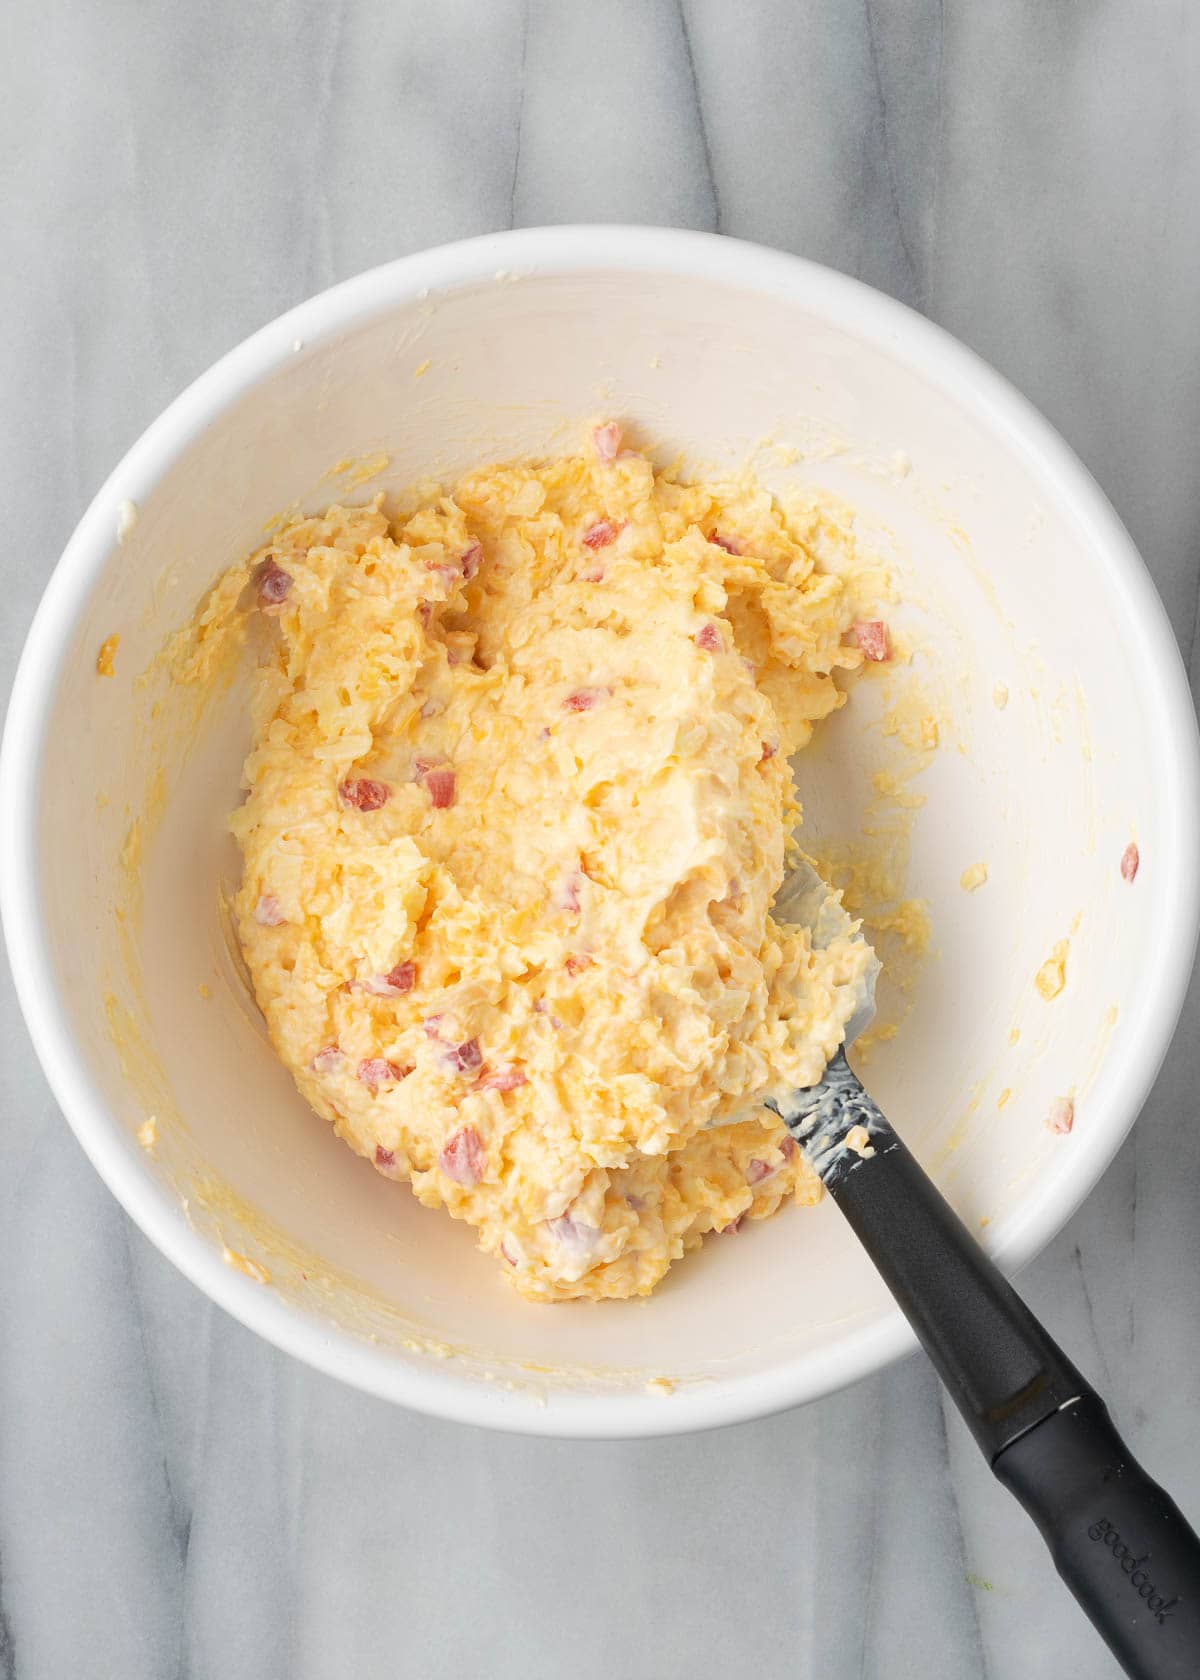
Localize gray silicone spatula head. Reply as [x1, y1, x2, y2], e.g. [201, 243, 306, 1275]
[774, 856, 880, 1052]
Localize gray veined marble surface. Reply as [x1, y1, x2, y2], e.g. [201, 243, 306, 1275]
[3, 2, 1200, 1676]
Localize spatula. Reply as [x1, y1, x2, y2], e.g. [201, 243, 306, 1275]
[771, 862, 1200, 1680]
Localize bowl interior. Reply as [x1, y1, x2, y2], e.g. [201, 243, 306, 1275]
[13, 244, 1191, 1429]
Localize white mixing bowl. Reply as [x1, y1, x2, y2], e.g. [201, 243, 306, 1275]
[4, 228, 1198, 1436]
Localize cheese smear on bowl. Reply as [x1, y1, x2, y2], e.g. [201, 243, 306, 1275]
[222, 426, 876, 1300]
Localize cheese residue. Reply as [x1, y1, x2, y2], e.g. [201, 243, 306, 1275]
[1036, 940, 1069, 1001]
[217, 432, 879, 1301]
[96, 634, 120, 677]
[960, 861, 988, 892]
[221, 1246, 271, 1285]
[330, 451, 390, 489]
[844, 1124, 876, 1159]
[117, 499, 139, 543]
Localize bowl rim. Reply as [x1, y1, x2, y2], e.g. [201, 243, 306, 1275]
[4, 224, 1198, 1437]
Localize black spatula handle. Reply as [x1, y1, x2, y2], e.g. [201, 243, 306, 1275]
[777, 1052, 1200, 1678]
[995, 1393, 1200, 1676]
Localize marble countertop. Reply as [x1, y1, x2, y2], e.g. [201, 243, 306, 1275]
[4, 3, 1200, 1675]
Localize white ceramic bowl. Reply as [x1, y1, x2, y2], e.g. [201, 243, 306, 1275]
[4, 228, 1198, 1436]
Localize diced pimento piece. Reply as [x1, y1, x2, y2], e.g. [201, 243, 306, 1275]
[1046, 1097, 1075, 1134]
[425, 768, 456, 808]
[256, 558, 293, 606]
[746, 1158, 775, 1186]
[460, 540, 483, 580]
[363, 960, 416, 997]
[854, 619, 891, 662]
[708, 530, 741, 555]
[760, 741, 778, 763]
[780, 1134, 797, 1160]
[417, 602, 433, 628]
[720, 1214, 745, 1235]
[479, 1066, 528, 1093]
[356, 1057, 412, 1090]
[564, 954, 593, 976]
[582, 519, 619, 550]
[254, 893, 286, 926]
[580, 566, 606, 583]
[339, 776, 391, 811]
[442, 1038, 482, 1074]
[547, 1213, 600, 1252]
[425, 560, 462, 595]
[374, 1144, 396, 1168]
[422, 1015, 445, 1039]
[310, 1045, 342, 1074]
[440, 1124, 485, 1185]
[553, 869, 583, 914]
[694, 623, 722, 653]
[592, 421, 622, 464]
[562, 687, 608, 712]
[1121, 842, 1139, 883]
